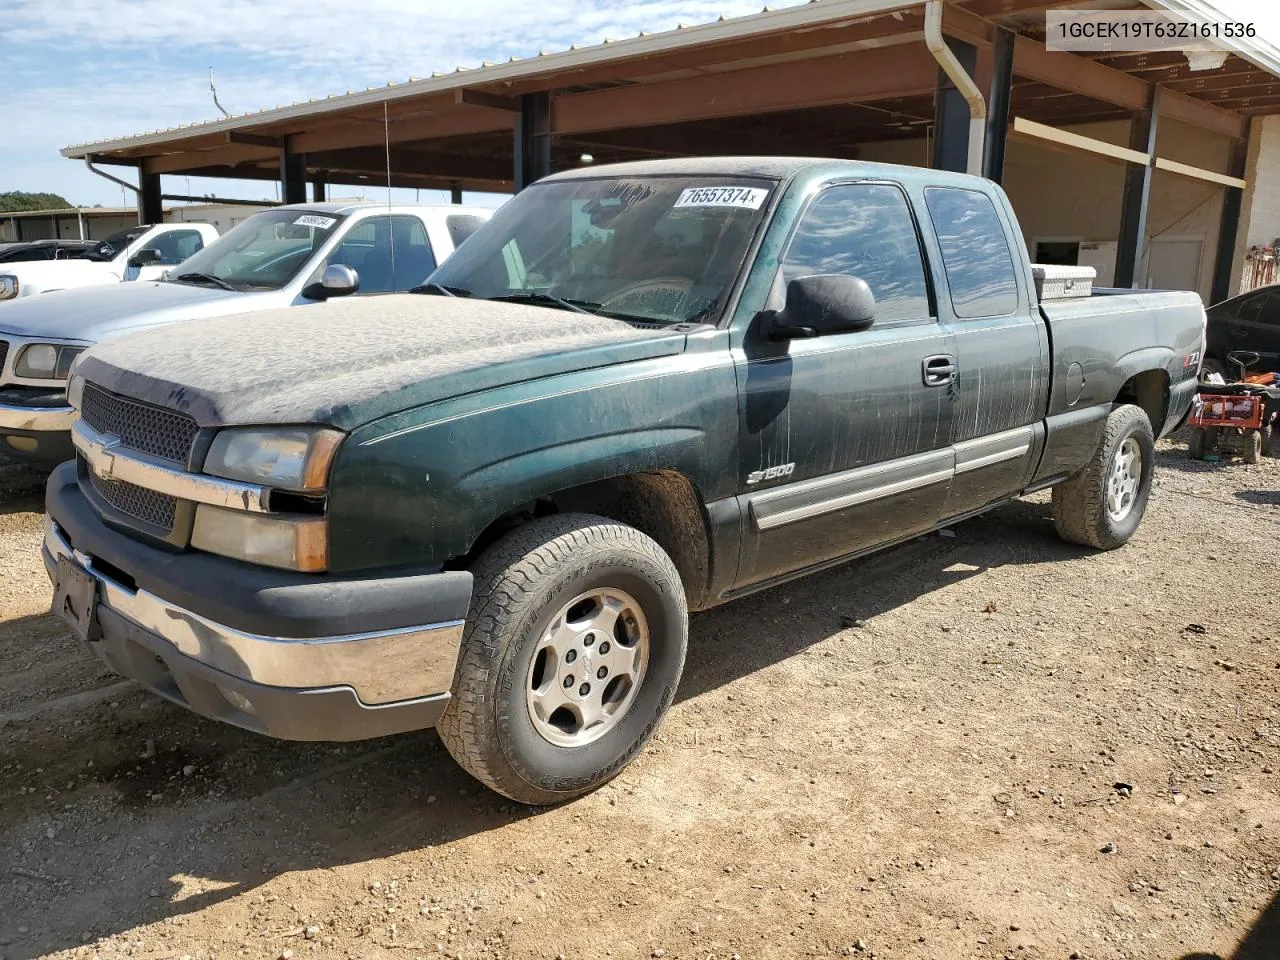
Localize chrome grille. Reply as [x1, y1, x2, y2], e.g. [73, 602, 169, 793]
[88, 469, 178, 532]
[81, 383, 198, 464]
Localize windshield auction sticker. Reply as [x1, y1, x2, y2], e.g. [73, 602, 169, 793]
[674, 186, 768, 210]
[293, 214, 338, 229]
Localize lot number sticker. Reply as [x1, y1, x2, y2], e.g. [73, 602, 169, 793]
[293, 214, 338, 229]
[674, 186, 768, 210]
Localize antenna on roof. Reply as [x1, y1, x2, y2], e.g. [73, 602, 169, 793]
[384, 101, 396, 288]
[209, 67, 230, 118]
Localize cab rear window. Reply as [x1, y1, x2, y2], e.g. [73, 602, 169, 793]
[924, 187, 1020, 319]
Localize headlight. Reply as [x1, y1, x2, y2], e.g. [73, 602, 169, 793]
[68, 374, 85, 410]
[0, 276, 16, 300]
[203, 427, 343, 491]
[191, 505, 327, 572]
[15, 343, 84, 380]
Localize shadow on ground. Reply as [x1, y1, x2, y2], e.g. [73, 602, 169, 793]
[0, 456, 50, 516]
[0, 497, 1087, 957]
[1180, 890, 1280, 960]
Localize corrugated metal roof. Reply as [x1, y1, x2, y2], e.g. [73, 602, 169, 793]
[3, 206, 142, 218]
[60, 0, 1280, 158]
[60, 0, 920, 157]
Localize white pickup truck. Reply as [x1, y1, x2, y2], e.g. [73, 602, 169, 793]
[0, 200, 493, 461]
[0, 222, 220, 303]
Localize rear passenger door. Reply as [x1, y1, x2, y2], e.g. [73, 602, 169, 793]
[920, 186, 1049, 518]
[732, 180, 955, 590]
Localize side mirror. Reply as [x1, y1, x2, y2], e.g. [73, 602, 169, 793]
[766, 274, 877, 340]
[305, 264, 360, 300]
[128, 247, 162, 268]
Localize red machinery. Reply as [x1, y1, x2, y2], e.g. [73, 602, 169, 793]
[1188, 351, 1279, 463]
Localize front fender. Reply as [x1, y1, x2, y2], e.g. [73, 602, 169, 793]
[326, 344, 739, 573]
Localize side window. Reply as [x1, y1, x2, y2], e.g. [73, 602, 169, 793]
[326, 216, 436, 294]
[446, 215, 487, 249]
[1236, 292, 1270, 324]
[781, 183, 931, 323]
[148, 229, 206, 265]
[923, 187, 1020, 318]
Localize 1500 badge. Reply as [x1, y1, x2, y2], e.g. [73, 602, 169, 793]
[746, 463, 796, 485]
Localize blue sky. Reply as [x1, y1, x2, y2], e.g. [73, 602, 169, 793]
[4, 0, 805, 209]
[5, 0, 1277, 210]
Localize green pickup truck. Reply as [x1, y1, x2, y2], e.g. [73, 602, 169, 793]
[44, 157, 1205, 804]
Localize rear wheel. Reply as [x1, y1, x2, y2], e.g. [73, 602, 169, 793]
[1200, 357, 1226, 382]
[1187, 427, 1206, 460]
[1243, 428, 1263, 464]
[1052, 404, 1155, 550]
[437, 513, 688, 805]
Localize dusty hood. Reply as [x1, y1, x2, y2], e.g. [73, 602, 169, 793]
[0, 280, 263, 342]
[75, 294, 688, 430]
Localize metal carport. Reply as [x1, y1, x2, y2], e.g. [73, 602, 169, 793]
[60, 0, 1280, 300]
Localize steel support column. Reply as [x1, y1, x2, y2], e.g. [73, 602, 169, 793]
[311, 174, 327, 203]
[1211, 138, 1248, 303]
[450, 182, 463, 204]
[1114, 86, 1160, 288]
[280, 141, 307, 205]
[514, 91, 552, 191]
[983, 28, 1014, 183]
[931, 37, 978, 174]
[137, 171, 163, 224]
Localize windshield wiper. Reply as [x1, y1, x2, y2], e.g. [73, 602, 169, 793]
[409, 281, 470, 297]
[171, 271, 237, 292]
[486, 291, 600, 315]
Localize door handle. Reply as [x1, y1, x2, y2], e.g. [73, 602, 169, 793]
[923, 354, 956, 386]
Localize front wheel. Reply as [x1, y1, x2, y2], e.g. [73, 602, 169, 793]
[1052, 404, 1155, 549]
[437, 514, 688, 805]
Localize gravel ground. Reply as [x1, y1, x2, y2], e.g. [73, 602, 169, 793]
[0, 435, 1277, 960]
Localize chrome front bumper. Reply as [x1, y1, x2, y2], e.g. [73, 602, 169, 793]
[43, 516, 464, 708]
[0, 401, 76, 432]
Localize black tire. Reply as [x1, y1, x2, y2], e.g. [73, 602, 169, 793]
[1187, 427, 1205, 460]
[436, 513, 688, 805]
[1243, 428, 1263, 464]
[1200, 357, 1226, 382]
[1052, 404, 1156, 550]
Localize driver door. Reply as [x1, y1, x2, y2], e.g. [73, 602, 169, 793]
[732, 180, 955, 589]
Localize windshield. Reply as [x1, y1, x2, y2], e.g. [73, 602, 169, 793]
[165, 209, 346, 291]
[426, 176, 774, 325]
[82, 226, 148, 262]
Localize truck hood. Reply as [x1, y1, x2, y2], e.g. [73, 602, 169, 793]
[0, 258, 121, 292]
[0, 281, 270, 342]
[76, 295, 689, 430]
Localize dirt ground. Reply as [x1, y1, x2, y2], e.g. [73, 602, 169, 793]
[0, 434, 1278, 960]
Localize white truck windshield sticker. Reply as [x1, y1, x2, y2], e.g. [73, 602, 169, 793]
[293, 215, 338, 229]
[674, 186, 768, 210]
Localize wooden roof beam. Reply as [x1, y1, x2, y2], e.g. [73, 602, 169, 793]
[308, 145, 512, 181]
[1013, 35, 1247, 139]
[143, 143, 279, 175]
[555, 43, 938, 135]
[290, 106, 512, 154]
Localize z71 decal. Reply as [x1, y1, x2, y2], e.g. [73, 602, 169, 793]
[1184, 350, 1201, 370]
[746, 463, 796, 485]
